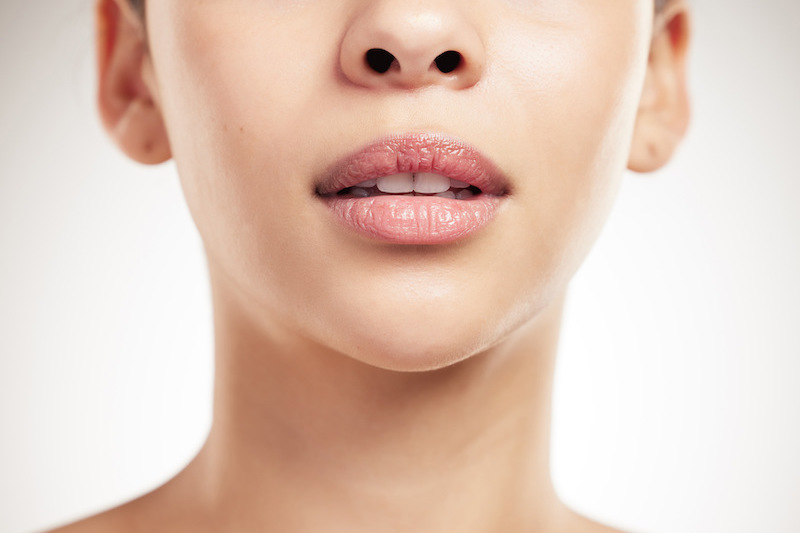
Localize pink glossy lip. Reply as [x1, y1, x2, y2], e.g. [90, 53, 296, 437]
[316, 133, 511, 245]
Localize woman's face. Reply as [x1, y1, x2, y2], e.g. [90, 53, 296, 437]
[142, 0, 655, 371]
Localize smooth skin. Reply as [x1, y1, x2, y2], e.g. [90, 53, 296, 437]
[51, 0, 690, 531]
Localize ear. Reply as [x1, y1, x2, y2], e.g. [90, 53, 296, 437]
[628, 1, 691, 173]
[95, 0, 171, 164]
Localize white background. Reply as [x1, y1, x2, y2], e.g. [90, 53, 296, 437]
[1, 1, 798, 532]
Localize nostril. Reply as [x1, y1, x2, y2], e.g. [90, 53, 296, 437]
[365, 48, 396, 74]
[434, 51, 462, 73]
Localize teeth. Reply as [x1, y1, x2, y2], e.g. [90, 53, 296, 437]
[377, 173, 415, 193]
[456, 189, 474, 200]
[347, 173, 477, 198]
[414, 173, 451, 194]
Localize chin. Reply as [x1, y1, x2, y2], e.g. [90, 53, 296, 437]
[291, 266, 547, 373]
[318, 301, 518, 373]
[352, 334, 482, 373]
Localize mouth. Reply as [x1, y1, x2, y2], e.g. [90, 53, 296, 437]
[328, 173, 483, 200]
[316, 133, 511, 245]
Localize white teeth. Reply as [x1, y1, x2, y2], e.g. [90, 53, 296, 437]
[413, 173, 451, 194]
[349, 173, 477, 198]
[456, 189, 474, 200]
[377, 173, 415, 193]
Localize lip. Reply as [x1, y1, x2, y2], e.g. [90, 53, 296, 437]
[316, 133, 511, 244]
[316, 133, 510, 196]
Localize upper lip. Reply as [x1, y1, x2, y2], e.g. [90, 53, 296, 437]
[315, 133, 512, 197]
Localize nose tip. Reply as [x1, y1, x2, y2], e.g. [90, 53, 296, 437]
[340, 3, 486, 90]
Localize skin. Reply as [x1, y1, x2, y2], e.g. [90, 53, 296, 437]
[51, 0, 690, 532]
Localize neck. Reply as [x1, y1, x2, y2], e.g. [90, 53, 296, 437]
[187, 267, 569, 533]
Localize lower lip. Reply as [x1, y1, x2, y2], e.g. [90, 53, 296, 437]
[323, 195, 502, 245]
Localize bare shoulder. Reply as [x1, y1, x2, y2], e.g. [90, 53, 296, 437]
[559, 508, 632, 533]
[42, 476, 208, 533]
[43, 497, 148, 533]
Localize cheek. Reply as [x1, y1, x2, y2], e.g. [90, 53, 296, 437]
[148, 2, 340, 273]
[486, 4, 651, 288]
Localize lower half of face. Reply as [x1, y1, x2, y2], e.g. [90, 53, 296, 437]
[146, 0, 653, 371]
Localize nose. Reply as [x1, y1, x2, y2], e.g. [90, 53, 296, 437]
[339, 1, 486, 90]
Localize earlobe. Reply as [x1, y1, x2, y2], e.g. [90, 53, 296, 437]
[96, 0, 171, 165]
[628, 1, 691, 173]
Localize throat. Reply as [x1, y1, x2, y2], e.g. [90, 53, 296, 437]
[190, 272, 568, 533]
